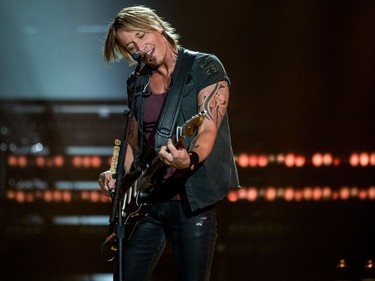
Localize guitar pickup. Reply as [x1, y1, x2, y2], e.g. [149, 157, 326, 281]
[176, 126, 182, 141]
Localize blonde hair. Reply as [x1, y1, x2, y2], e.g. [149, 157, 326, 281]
[104, 6, 180, 64]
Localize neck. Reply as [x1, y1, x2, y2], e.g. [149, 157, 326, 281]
[156, 47, 178, 78]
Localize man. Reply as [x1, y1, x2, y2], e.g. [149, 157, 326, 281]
[99, 5, 239, 281]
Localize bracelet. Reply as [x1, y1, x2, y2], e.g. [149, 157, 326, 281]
[188, 151, 199, 171]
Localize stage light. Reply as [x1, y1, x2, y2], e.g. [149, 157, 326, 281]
[322, 153, 333, 166]
[285, 153, 295, 167]
[303, 187, 313, 200]
[359, 152, 369, 167]
[62, 191, 72, 203]
[90, 191, 100, 202]
[227, 191, 238, 202]
[237, 153, 249, 168]
[54, 155, 64, 167]
[276, 154, 285, 164]
[18, 155, 27, 167]
[284, 187, 294, 201]
[238, 188, 248, 199]
[333, 157, 341, 166]
[7, 155, 17, 167]
[44, 190, 53, 202]
[31, 142, 44, 153]
[265, 187, 276, 201]
[257, 155, 268, 167]
[358, 189, 367, 200]
[349, 153, 359, 167]
[312, 187, 322, 201]
[322, 187, 332, 200]
[370, 153, 375, 166]
[35, 156, 46, 167]
[72, 156, 82, 167]
[16, 191, 26, 203]
[295, 155, 306, 167]
[92, 156, 102, 167]
[339, 186, 350, 200]
[248, 154, 258, 167]
[247, 187, 258, 201]
[82, 156, 91, 168]
[294, 189, 303, 201]
[369, 186, 375, 200]
[312, 153, 323, 167]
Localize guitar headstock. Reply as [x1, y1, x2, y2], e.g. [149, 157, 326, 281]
[179, 110, 207, 138]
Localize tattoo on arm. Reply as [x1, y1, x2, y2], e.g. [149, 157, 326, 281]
[198, 81, 229, 127]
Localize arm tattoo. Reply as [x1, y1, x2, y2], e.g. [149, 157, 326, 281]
[198, 81, 229, 127]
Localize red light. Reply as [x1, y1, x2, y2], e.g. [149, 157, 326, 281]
[265, 187, 276, 201]
[358, 189, 367, 200]
[238, 188, 248, 199]
[44, 190, 53, 202]
[54, 155, 64, 167]
[284, 187, 294, 201]
[248, 155, 258, 167]
[90, 191, 100, 202]
[92, 156, 102, 167]
[247, 188, 258, 201]
[359, 152, 369, 167]
[72, 156, 82, 167]
[303, 187, 313, 200]
[333, 157, 341, 166]
[294, 190, 303, 201]
[81, 191, 89, 200]
[312, 153, 323, 167]
[295, 155, 305, 167]
[16, 191, 26, 203]
[322, 153, 333, 166]
[82, 156, 91, 168]
[7, 155, 17, 167]
[237, 154, 249, 168]
[349, 153, 359, 167]
[322, 187, 332, 200]
[370, 153, 375, 166]
[276, 154, 285, 164]
[18, 156, 27, 167]
[62, 191, 72, 202]
[257, 155, 268, 167]
[35, 156, 46, 167]
[339, 187, 350, 200]
[312, 187, 322, 201]
[285, 153, 295, 167]
[369, 186, 375, 200]
[7, 190, 16, 200]
[227, 191, 238, 202]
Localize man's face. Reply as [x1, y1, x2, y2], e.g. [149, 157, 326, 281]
[116, 28, 166, 66]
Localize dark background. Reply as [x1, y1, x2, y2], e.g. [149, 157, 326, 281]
[1, 0, 374, 280]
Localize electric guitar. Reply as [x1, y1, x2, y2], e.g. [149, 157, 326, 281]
[102, 111, 206, 260]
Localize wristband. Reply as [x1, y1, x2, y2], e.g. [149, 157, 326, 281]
[188, 151, 199, 171]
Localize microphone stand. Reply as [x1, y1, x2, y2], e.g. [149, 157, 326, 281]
[108, 59, 144, 281]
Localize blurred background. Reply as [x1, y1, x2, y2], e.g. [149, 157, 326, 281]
[1, 0, 374, 280]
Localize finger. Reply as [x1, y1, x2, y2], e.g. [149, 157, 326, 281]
[166, 139, 177, 153]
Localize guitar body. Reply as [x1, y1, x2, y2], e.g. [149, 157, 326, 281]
[102, 111, 206, 259]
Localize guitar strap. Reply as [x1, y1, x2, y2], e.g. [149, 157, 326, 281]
[154, 48, 197, 151]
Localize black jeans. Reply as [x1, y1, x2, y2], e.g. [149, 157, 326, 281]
[117, 200, 218, 281]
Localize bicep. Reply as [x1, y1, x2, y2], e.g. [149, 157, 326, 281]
[197, 80, 229, 130]
[190, 81, 229, 159]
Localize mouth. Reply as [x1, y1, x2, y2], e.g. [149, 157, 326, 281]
[144, 48, 154, 61]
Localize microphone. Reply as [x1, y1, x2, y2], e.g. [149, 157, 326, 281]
[132, 51, 146, 62]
